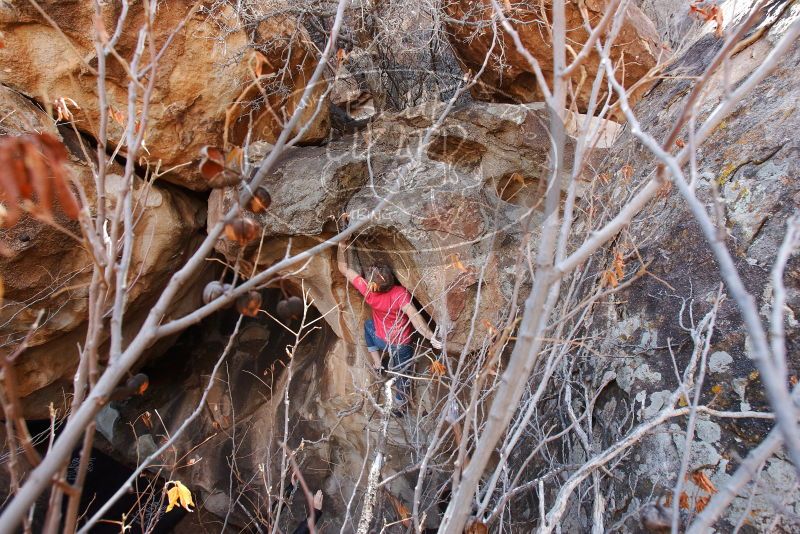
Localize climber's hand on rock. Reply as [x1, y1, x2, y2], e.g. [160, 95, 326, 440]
[313, 490, 323, 509]
[430, 337, 443, 350]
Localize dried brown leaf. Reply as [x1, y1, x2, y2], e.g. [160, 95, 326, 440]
[0, 134, 80, 227]
[246, 187, 272, 214]
[386, 493, 411, 528]
[620, 163, 634, 182]
[429, 360, 447, 376]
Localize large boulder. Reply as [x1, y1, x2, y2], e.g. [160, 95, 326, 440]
[0, 86, 206, 418]
[444, 0, 663, 118]
[0, 1, 329, 191]
[209, 103, 617, 348]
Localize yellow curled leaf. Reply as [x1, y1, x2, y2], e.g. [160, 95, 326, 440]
[166, 480, 195, 513]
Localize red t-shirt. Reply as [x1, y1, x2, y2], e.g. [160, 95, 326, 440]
[351, 276, 414, 345]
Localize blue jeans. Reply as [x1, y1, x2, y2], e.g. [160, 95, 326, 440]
[364, 320, 413, 404]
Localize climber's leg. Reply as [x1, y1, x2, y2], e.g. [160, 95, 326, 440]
[389, 344, 414, 408]
[363, 320, 385, 371]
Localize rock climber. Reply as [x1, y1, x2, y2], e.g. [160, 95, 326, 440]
[337, 239, 442, 407]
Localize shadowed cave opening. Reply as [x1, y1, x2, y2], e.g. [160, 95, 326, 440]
[23, 287, 334, 532]
[17, 419, 186, 534]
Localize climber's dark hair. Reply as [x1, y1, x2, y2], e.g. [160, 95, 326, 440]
[367, 263, 396, 293]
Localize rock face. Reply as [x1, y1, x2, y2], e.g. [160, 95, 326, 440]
[0, 86, 206, 418]
[186, 5, 800, 531]
[558, 9, 800, 532]
[209, 103, 615, 348]
[4, 1, 800, 531]
[0, 1, 329, 190]
[183, 104, 619, 529]
[444, 0, 662, 117]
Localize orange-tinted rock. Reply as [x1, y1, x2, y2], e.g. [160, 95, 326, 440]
[0, 86, 206, 417]
[0, 1, 328, 190]
[444, 0, 662, 118]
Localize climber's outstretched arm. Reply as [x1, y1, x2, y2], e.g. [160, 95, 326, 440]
[402, 302, 442, 349]
[337, 240, 359, 283]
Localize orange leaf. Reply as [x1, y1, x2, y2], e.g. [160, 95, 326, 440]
[386, 493, 411, 528]
[695, 495, 710, 512]
[109, 107, 126, 126]
[679, 491, 690, 510]
[601, 269, 618, 288]
[54, 97, 79, 122]
[690, 2, 724, 37]
[0, 133, 80, 227]
[429, 360, 447, 376]
[336, 48, 348, 66]
[134, 375, 149, 395]
[246, 187, 272, 214]
[199, 145, 240, 188]
[691, 470, 717, 494]
[613, 250, 625, 279]
[510, 172, 526, 186]
[236, 290, 263, 317]
[22, 139, 53, 220]
[449, 254, 467, 273]
[39, 134, 80, 219]
[620, 163, 634, 181]
[165, 480, 195, 513]
[199, 146, 225, 179]
[466, 520, 488, 534]
[224, 218, 260, 245]
[142, 411, 153, 429]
